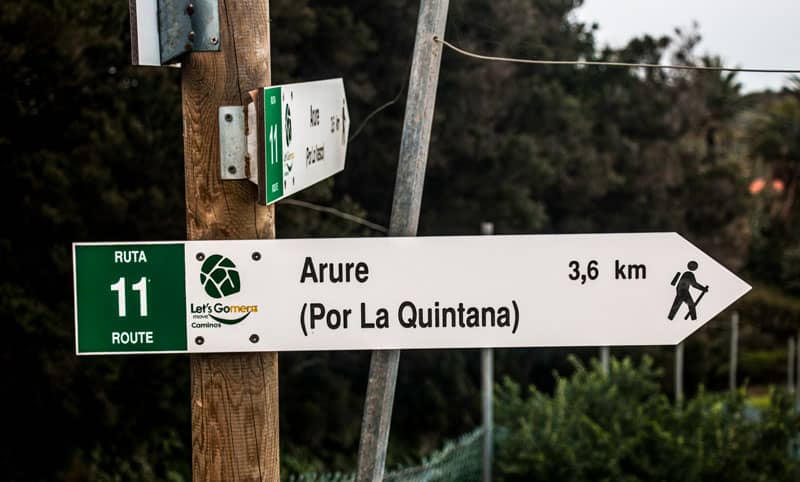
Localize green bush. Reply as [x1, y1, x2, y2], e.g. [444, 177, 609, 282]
[495, 356, 800, 482]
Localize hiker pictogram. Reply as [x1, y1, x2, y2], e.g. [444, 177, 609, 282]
[668, 261, 709, 321]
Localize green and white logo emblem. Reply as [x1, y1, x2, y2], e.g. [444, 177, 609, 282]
[192, 254, 257, 326]
[200, 254, 241, 298]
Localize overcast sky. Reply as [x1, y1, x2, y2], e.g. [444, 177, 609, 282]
[573, 0, 800, 92]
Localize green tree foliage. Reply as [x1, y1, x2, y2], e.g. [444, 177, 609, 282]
[746, 85, 800, 289]
[0, 1, 189, 480]
[428, 7, 749, 254]
[495, 357, 800, 482]
[734, 82, 800, 377]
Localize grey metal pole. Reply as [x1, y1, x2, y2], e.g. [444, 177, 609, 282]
[481, 348, 493, 482]
[600, 346, 610, 375]
[796, 331, 800, 408]
[356, 1, 450, 480]
[729, 312, 739, 392]
[675, 342, 684, 404]
[789, 337, 796, 394]
[480, 222, 494, 482]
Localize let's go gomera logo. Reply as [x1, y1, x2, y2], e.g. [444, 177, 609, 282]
[191, 254, 258, 327]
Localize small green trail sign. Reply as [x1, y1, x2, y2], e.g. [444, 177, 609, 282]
[257, 78, 349, 204]
[73, 243, 187, 353]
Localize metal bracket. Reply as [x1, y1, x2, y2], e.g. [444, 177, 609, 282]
[219, 106, 247, 180]
[158, 0, 220, 64]
[129, 0, 220, 66]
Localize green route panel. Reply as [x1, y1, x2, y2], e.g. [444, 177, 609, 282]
[74, 243, 187, 353]
[264, 85, 283, 203]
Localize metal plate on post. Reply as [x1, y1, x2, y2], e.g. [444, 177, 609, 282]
[187, 0, 221, 52]
[219, 106, 247, 180]
[156, 0, 220, 65]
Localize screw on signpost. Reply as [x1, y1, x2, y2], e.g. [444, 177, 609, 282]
[355, 1, 450, 481]
[480, 222, 494, 482]
[179, 0, 278, 480]
[729, 312, 739, 392]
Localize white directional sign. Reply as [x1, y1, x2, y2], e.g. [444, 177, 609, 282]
[256, 78, 349, 204]
[73, 233, 750, 355]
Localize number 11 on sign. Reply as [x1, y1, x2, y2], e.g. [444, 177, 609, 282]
[269, 125, 278, 166]
[109, 276, 149, 317]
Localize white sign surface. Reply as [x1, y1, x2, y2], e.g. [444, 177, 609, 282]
[128, 0, 160, 66]
[73, 233, 750, 355]
[258, 78, 349, 204]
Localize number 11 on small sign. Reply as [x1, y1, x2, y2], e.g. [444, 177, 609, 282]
[269, 125, 279, 165]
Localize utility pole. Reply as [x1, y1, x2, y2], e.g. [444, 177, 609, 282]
[729, 312, 738, 392]
[356, 1, 450, 480]
[675, 342, 684, 404]
[600, 346, 610, 375]
[480, 222, 494, 482]
[183, 1, 279, 480]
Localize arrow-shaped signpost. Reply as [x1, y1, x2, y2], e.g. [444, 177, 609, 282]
[73, 233, 750, 355]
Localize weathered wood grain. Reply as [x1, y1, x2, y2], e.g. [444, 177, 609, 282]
[182, 1, 278, 480]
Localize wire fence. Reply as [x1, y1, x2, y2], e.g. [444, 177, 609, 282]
[288, 428, 483, 482]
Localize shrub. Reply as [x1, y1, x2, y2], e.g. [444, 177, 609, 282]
[495, 356, 800, 482]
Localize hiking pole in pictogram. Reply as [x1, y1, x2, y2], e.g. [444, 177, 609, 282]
[684, 288, 708, 321]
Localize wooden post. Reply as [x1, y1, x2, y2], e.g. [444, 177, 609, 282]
[182, 1, 279, 480]
[356, 1, 450, 480]
[729, 312, 738, 392]
[675, 342, 684, 404]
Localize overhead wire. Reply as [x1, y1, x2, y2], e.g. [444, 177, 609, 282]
[280, 199, 388, 234]
[434, 36, 800, 74]
[348, 82, 406, 143]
